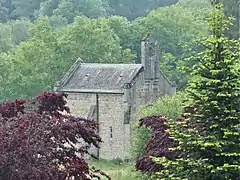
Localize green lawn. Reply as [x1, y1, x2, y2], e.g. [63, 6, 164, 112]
[89, 159, 148, 180]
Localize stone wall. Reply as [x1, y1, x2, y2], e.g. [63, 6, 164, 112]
[66, 93, 96, 118]
[133, 71, 174, 108]
[65, 92, 127, 160]
[98, 94, 126, 160]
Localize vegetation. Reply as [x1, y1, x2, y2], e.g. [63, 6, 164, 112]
[0, 0, 214, 102]
[0, 92, 105, 180]
[0, 0, 239, 179]
[89, 159, 148, 180]
[135, 116, 178, 174]
[131, 93, 185, 178]
[154, 3, 240, 179]
[131, 93, 185, 160]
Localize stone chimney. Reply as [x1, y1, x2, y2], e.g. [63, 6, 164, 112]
[141, 33, 160, 80]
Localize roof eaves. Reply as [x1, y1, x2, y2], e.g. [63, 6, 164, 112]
[55, 88, 124, 94]
[54, 58, 81, 91]
[123, 65, 144, 87]
[159, 68, 175, 87]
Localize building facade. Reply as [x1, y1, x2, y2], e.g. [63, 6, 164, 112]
[54, 34, 176, 160]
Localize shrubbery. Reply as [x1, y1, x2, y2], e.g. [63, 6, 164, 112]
[131, 93, 185, 174]
[0, 92, 108, 180]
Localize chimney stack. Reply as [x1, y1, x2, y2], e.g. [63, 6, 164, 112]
[141, 33, 160, 80]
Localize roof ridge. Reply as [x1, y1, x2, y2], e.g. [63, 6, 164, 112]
[80, 63, 142, 66]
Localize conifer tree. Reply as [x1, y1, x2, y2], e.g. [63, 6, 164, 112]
[155, 2, 240, 179]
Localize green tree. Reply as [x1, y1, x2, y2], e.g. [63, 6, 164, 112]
[155, 3, 240, 179]
[0, 0, 10, 22]
[36, 0, 60, 17]
[11, 0, 41, 20]
[0, 52, 14, 102]
[0, 23, 13, 52]
[178, 0, 211, 9]
[59, 16, 135, 63]
[52, 0, 109, 23]
[8, 20, 30, 45]
[107, 0, 179, 20]
[10, 17, 61, 98]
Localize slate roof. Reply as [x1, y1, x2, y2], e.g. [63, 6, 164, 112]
[55, 60, 143, 93]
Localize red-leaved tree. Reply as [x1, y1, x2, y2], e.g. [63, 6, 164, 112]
[135, 116, 178, 173]
[0, 92, 108, 180]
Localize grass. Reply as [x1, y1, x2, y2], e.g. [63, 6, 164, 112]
[89, 159, 149, 180]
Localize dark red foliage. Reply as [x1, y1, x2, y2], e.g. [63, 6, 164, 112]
[35, 92, 70, 116]
[135, 116, 178, 173]
[0, 99, 25, 118]
[0, 92, 106, 180]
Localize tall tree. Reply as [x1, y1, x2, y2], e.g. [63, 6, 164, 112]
[107, 0, 179, 20]
[155, 3, 240, 179]
[0, 0, 10, 23]
[10, 17, 61, 99]
[58, 16, 135, 63]
[36, 0, 60, 17]
[0, 23, 13, 52]
[8, 20, 30, 45]
[52, 0, 109, 23]
[11, 0, 41, 20]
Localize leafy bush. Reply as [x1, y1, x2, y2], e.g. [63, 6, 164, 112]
[131, 93, 185, 160]
[0, 92, 107, 180]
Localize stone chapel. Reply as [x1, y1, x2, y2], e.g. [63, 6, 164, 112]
[54, 34, 176, 160]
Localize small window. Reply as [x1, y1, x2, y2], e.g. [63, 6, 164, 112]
[110, 126, 113, 138]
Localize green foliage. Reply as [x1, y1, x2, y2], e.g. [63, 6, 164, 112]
[0, 52, 15, 103]
[52, 0, 109, 23]
[131, 93, 185, 159]
[139, 93, 185, 120]
[155, 3, 240, 179]
[0, 23, 13, 52]
[10, 17, 59, 98]
[160, 52, 188, 88]
[131, 125, 151, 160]
[135, 5, 208, 56]
[8, 20, 30, 45]
[1, 0, 236, 102]
[36, 0, 60, 17]
[89, 159, 149, 180]
[178, 0, 211, 9]
[59, 16, 135, 63]
[0, 0, 10, 23]
[107, 0, 179, 20]
[11, 0, 40, 20]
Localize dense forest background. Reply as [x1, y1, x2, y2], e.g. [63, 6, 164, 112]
[0, 0, 239, 102]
